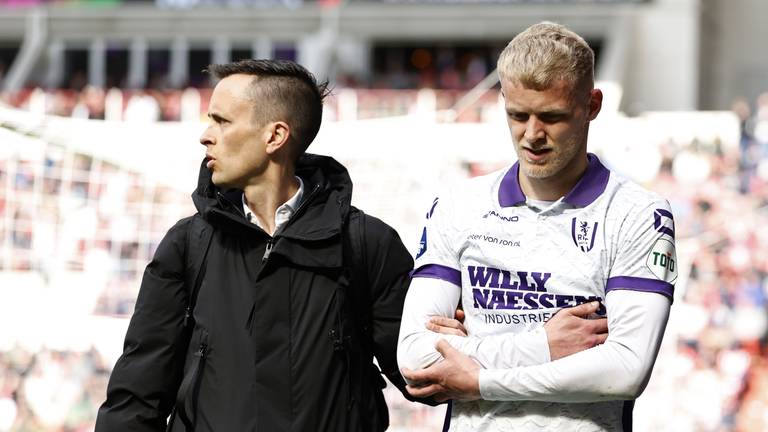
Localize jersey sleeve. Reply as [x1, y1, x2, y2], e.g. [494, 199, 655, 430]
[606, 198, 676, 301]
[411, 193, 461, 287]
[479, 288, 670, 402]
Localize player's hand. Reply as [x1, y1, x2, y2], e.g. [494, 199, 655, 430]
[544, 301, 608, 361]
[402, 340, 481, 402]
[426, 309, 467, 336]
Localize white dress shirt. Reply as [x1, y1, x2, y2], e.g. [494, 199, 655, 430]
[242, 177, 304, 236]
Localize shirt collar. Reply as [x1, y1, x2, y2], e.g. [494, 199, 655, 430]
[498, 153, 610, 208]
[243, 176, 304, 234]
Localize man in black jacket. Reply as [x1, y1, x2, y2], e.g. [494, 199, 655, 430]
[96, 59, 420, 431]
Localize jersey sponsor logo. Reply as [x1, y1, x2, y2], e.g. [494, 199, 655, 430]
[467, 233, 520, 247]
[466, 266, 601, 311]
[646, 237, 677, 283]
[571, 217, 599, 252]
[485, 311, 557, 324]
[472, 289, 603, 311]
[654, 208, 675, 238]
[468, 266, 551, 291]
[482, 210, 519, 222]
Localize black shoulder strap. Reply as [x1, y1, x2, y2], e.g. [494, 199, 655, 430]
[168, 215, 214, 431]
[183, 215, 214, 329]
[345, 209, 391, 431]
[346, 209, 370, 336]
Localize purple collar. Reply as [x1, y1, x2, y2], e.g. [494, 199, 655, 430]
[498, 153, 610, 207]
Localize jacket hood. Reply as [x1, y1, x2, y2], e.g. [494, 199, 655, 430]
[191, 153, 354, 242]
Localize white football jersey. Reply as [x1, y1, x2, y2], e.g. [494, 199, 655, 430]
[413, 154, 676, 431]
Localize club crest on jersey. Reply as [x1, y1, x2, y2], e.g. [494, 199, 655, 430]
[571, 218, 598, 252]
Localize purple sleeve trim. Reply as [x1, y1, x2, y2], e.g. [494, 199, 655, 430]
[412, 264, 462, 287]
[606, 276, 674, 302]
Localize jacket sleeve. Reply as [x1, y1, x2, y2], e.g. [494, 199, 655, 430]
[95, 217, 193, 431]
[361, 214, 439, 406]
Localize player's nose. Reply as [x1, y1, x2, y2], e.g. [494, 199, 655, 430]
[524, 117, 545, 143]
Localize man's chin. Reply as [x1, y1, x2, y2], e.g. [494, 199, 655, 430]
[210, 174, 229, 187]
[520, 163, 556, 180]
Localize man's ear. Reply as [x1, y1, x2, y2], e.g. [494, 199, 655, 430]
[265, 121, 291, 155]
[587, 88, 603, 121]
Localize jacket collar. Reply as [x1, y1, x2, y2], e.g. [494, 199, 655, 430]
[192, 153, 354, 268]
[498, 153, 610, 208]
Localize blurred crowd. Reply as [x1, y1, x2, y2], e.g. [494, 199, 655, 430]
[0, 151, 194, 314]
[0, 44, 504, 122]
[2, 91, 768, 430]
[0, 85, 499, 123]
[0, 347, 109, 432]
[639, 92, 768, 431]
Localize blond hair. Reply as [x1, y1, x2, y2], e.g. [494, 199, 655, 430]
[498, 22, 594, 92]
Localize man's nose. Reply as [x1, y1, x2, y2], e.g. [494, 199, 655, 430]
[524, 117, 545, 143]
[199, 127, 214, 146]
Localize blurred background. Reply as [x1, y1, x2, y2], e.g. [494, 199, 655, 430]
[1, 0, 768, 430]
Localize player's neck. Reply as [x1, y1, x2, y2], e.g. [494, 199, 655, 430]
[519, 157, 588, 202]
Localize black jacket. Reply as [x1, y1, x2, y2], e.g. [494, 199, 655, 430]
[96, 154, 419, 431]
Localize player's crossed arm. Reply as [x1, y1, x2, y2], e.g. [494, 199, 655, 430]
[397, 276, 609, 391]
[403, 300, 608, 401]
[426, 300, 607, 360]
[402, 289, 670, 403]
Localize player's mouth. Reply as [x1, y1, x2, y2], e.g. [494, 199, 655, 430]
[522, 147, 552, 163]
[205, 154, 216, 169]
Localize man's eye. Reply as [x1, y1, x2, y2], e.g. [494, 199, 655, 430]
[540, 115, 564, 124]
[508, 113, 528, 122]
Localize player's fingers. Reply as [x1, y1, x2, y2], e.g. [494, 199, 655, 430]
[435, 339, 458, 358]
[406, 383, 444, 398]
[401, 367, 427, 382]
[591, 317, 608, 334]
[426, 321, 466, 336]
[567, 301, 599, 317]
[429, 317, 468, 336]
[429, 316, 464, 330]
[594, 333, 608, 346]
[455, 309, 466, 323]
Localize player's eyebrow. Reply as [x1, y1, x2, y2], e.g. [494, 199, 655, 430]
[505, 108, 570, 121]
[505, 105, 569, 115]
[208, 112, 228, 123]
[536, 109, 570, 119]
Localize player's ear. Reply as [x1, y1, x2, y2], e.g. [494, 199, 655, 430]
[587, 88, 603, 121]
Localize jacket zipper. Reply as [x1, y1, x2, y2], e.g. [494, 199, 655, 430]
[260, 183, 321, 265]
[211, 184, 324, 270]
[262, 239, 273, 263]
[195, 343, 208, 367]
[175, 330, 209, 431]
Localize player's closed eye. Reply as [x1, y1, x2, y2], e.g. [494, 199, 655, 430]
[508, 112, 529, 122]
[538, 114, 566, 124]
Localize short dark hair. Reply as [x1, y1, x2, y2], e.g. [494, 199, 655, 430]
[206, 59, 330, 158]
